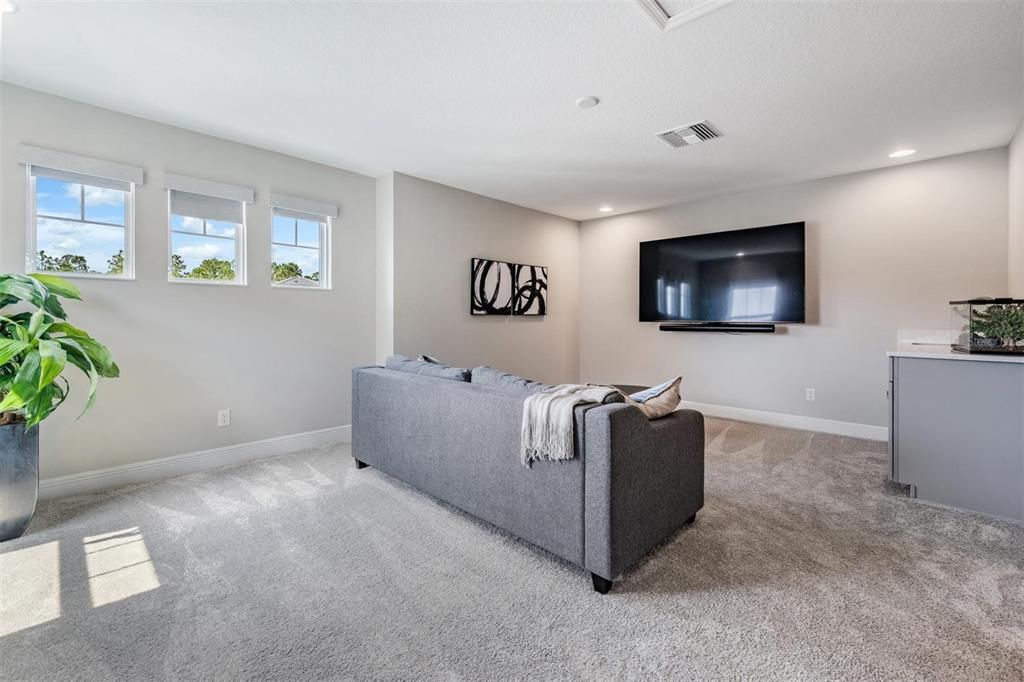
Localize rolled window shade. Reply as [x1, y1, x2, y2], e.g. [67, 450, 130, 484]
[270, 193, 338, 219]
[17, 144, 144, 186]
[31, 166, 130, 193]
[169, 189, 243, 224]
[272, 206, 327, 223]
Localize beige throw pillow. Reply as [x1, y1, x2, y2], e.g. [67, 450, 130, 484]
[625, 377, 682, 419]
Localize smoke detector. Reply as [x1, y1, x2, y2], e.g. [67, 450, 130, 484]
[656, 120, 722, 148]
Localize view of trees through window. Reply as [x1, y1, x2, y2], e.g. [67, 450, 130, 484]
[271, 213, 323, 287]
[34, 175, 128, 275]
[169, 214, 239, 282]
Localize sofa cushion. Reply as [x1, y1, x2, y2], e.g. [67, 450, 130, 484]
[471, 366, 552, 394]
[385, 354, 471, 382]
[627, 377, 682, 419]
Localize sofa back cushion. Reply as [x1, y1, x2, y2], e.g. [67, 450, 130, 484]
[471, 366, 552, 395]
[384, 354, 471, 382]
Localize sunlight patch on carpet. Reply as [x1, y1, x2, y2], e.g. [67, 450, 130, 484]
[84, 527, 159, 608]
[0, 540, 61, 636]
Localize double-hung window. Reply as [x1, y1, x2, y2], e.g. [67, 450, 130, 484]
[19, 145, 143, 279]
[166, 174, 253, 285]
[270, 194, 337, 289]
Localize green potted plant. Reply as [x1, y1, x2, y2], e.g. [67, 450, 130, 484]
[971, 304, 1024, 352]
[0, 273, 118, 541]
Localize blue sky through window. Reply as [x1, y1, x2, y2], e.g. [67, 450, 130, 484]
[35, 176, 126, 274]
[271, 214, 323, 281]
[170, 231, 235, 270]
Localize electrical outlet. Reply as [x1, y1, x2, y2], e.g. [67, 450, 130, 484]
[217, 409, 231, 427]
[805, 388, 816, 402]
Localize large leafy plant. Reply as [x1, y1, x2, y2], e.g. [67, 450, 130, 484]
[0, 274, 119, 427]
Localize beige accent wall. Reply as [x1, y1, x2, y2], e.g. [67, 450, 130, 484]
[387, 173, 580, 383]
[0, 84, 377, 479]
[579, 148, 1009, 428]
[1010, 121, 1024, 297]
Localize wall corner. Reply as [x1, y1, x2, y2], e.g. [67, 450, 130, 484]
[375, 172, 395, 364]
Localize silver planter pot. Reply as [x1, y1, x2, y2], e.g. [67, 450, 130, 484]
[0, 422, 39, 542]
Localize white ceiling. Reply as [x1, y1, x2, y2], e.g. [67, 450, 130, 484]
[2, 1, 1022, 221]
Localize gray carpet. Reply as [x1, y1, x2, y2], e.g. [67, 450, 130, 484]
[2, 417, 1023, 680]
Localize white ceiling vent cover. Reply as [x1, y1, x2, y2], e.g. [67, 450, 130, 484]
[656, 120, 722, 148]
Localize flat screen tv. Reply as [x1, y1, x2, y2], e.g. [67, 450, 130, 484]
[639, 222, 805, 323]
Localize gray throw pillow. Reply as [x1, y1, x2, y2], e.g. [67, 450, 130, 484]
[471, 366, 552, 394]
[385, 354, 471, 382]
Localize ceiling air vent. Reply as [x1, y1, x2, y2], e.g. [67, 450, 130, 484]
[656, 120, 722, 148]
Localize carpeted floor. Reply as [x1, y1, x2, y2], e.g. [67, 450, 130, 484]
[2, 417, 1023, 680]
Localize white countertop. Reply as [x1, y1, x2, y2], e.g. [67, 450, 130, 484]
[888, 343, 1024, 364]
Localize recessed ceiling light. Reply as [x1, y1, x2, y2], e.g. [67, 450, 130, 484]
[598, 206, 613, 213]
[888, 148, 916, 159]
[576, 96, 600, 109]
[0, 0, 16, 13]
[736, 252, 745, 257]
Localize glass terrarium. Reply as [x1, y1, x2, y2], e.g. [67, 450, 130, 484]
[950, 299, 1024, 354]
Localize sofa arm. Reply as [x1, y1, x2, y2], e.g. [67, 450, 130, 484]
[583, 404, 705, 581]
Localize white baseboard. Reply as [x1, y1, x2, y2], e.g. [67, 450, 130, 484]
[37, 403, 883, 501]
[39, 425, 352, 502]
[681, 400, 887, 441]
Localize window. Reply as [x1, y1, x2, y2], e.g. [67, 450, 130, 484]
[270, 194, 337, 289]
[26, 163, 138, 279]
[166, 174, 252, 285]
[20, 145, 142, 279]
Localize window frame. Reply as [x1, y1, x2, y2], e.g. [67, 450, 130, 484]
[166, 190, 248, 287]
[269, 206, 332, 291]
[25, 166, 137, 281]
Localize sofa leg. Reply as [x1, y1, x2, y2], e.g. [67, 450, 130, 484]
[685, 513, 697, 524]
[354, 458, 368, 470]
[591, 573, 613, 594]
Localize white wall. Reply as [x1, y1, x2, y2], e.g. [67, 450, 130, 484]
[375, 172, 395, 363]
[388, 173, 579, 384]
[579, 148, 1009, 430]
[1010, 121, 1024, 297]
[1, 84, 377, 479]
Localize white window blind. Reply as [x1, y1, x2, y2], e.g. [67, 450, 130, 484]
[17, 144, 144, 186]
[30, 166, 131, 193]
[169, 189, 244, 224]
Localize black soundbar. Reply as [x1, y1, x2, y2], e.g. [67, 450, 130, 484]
[658, 322, 777, 333]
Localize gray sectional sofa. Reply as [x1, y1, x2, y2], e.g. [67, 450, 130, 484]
[351, 364, 705, 592]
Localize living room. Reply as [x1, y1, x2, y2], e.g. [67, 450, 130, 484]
[1, 1, 1022, 679]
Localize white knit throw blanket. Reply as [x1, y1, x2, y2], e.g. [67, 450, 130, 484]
[520, 384, 619, 466]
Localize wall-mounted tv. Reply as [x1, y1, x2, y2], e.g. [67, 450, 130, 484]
[639, 222, 805, 323]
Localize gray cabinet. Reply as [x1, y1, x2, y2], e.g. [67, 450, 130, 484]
[889, 354, 1024, 521]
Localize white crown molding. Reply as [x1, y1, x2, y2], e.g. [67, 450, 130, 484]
[635, 0, 738, 32]
[39, 424, 351, 501]
[681, 400, 888, 441]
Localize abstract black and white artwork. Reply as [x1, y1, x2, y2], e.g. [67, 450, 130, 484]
[471, 258, 547, 316]
[511, 263, 547, 315]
